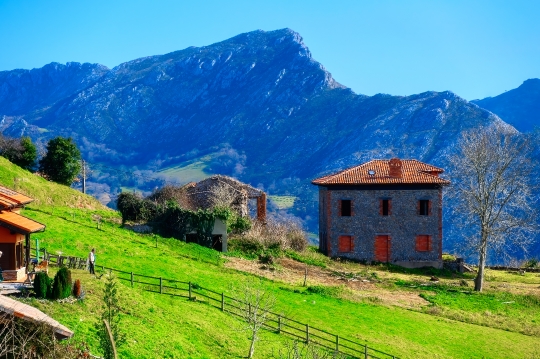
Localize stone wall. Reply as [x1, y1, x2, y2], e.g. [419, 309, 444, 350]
[319, 185, 443, 266]
[1, 267, 26, 281]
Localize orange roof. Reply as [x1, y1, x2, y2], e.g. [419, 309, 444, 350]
[0, 196, 19, 209]
[0, 186, 34, 205]
[0, 211, 45, 233]
[312, 159, 450, 186]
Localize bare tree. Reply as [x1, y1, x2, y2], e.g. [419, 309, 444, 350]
[272, 340, 345, 359]
[449, 123, 538, 291]
[236, 278, 276, 359]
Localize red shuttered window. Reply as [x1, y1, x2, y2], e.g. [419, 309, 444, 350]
[338, 235, 353, 252]
[416, 235, 432, 251]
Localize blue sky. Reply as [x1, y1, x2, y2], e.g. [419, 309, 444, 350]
[0, 0, 538, 100]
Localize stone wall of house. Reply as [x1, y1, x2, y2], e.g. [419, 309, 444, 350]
[321, 186, 443, 266]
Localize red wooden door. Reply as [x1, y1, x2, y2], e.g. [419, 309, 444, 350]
[375, 235, 390, 262]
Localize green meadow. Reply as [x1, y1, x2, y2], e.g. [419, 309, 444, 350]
[1, 158, 539, 358]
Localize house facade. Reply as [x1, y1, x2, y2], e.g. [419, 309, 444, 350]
[312, 158, 450, 268]
[0, 186, 45, 281]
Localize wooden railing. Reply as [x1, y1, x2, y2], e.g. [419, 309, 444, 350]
[38, 249, 399, 359]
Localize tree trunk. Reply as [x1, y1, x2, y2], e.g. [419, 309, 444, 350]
[474, 233, 488, 292]
[248, 335, 256, 359]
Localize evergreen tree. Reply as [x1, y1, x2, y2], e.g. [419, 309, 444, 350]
[39, 137, 81, 185]
[18, 136, 37, 171]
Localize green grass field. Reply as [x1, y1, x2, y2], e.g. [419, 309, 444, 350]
[20, 206, 540, 359]
[157, 155, 214, 184]
[268, 195, 297, 209]
[1, 158, 540, 358]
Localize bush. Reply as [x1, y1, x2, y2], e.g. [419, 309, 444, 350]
[306, 285, 344, 298]
[228, 237, 265, 258]
[230, 216, 252, 234]
[33, 272, 51, 299]
[522, 258, 539, 268]
[51, 267, 72, 300]
[72, 279, 82, 298]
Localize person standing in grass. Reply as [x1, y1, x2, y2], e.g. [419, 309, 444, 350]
[88, 248, 96, 275]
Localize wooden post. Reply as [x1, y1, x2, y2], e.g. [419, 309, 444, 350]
[131, 272, 134, 287]
[221, 292, 224, 311]
[25, 234, 30, 274]
[81, 159, 86, 194]
[306, 324, 309, 343]
[335, 335, 339, 352]
[160, 277, 163, 294]
[103, 319, 118, 359]
[278, 315, 281, 334]
[189, 282, 192, 299]
[304, 266, 308, 287]
[364, 345, 368, 359]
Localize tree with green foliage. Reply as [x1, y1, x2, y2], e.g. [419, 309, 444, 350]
[97, 272, 125, 359]
[18, 136, 37, 170]
[0, 135, 37, 171]
[51, 267, 72, 300]
[33, 272, 52, 299]
[39, 137, 81, 185]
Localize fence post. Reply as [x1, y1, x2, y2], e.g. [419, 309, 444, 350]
[160, 277, 163, 294]
[335, 335, 339, 352]
[306, 324, 309, 343]
[131, 272, 134, 287]
[221, 292, 224, 311]
[189, 282, 192, 299]
[364, 345, 368, 359]
[278, 316, 281, 334]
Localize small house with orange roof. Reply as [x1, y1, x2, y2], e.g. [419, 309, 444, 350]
[312, 158, 450, 268]
[0, 186, 45, 281]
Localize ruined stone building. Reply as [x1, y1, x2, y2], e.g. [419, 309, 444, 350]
[312, 158, 450, 268]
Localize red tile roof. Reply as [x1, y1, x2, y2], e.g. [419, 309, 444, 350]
[312, 159, 450, 185]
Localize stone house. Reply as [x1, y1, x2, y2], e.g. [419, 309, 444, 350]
[312, 158, 450, 268]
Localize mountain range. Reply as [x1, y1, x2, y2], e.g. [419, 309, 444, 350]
[1, 28, 539, 259]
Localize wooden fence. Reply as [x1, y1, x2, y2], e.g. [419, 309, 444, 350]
[38, 249, 399, 359]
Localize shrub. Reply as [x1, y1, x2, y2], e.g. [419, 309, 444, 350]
[522, 258, 539, 268]
[306, 285, 344, 298]
[72, 279, 82, 298]
[51, 267, 72, 300]
[228, 237, 264, 258]
[33, 272, 51, 299]
[230, 216, 252, 234]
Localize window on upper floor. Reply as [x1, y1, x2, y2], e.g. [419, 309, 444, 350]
[380, 199, 391, 216]
[340, 200, 352, 217]
[419, 200, 431, 216]
[338, 235, 353, 252]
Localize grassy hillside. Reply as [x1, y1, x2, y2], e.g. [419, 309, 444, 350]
[1, 158, 539, 358]
[0, 157, 107, 210]
[19, 206, 540, 359]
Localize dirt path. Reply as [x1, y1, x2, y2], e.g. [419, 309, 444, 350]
[224, 256, 429, 309]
